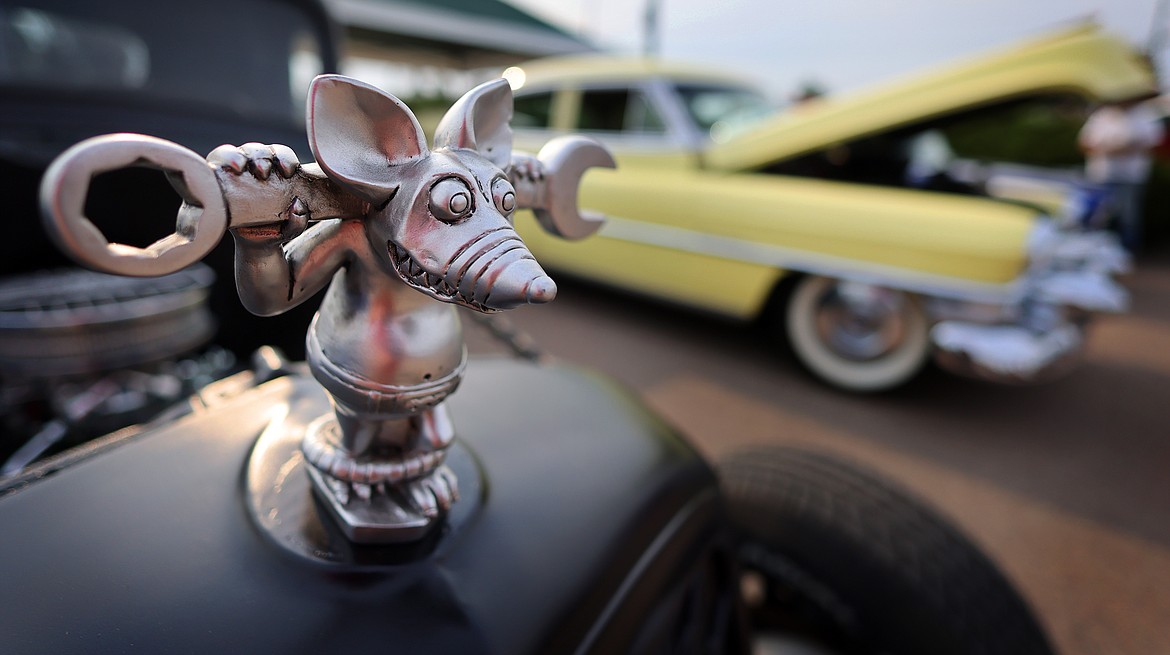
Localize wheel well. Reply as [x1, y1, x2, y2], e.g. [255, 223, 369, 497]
[758, 271, 805, 326]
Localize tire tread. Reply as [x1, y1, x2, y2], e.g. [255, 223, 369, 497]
[719, 447, 1054, 655]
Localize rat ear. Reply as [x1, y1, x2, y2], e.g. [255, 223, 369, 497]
[433, 78, 513, 169]
[307, 75, 428, 205]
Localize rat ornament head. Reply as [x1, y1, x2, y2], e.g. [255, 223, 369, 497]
[307, 75, 555, 313]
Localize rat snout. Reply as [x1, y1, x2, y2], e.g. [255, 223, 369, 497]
[489, 257, 557, 309]
[447, 228, 557, 310]
[477, 254, 557, 310]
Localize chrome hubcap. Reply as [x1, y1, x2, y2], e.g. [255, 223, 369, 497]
[813, 282, 909, 362]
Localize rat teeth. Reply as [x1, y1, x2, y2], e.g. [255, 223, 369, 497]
[385, 241, 483, 306]
[388, 242, 406, 267]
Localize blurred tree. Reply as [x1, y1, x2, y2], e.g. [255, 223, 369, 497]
[940, 94, 1170, 249]
[942, 95, 1086, 167]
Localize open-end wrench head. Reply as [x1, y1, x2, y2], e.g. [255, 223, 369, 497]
[532, 136, 615, 241]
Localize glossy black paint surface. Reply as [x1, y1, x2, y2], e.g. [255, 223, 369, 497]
[0, 358, 726, 654]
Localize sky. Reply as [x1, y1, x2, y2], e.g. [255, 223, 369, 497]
[506, 0, 1165, 100]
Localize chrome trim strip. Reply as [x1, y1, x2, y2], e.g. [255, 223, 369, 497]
[595, 215, 1026, 304]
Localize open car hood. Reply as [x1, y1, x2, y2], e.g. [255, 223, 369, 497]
[705, 24, 1157, 172]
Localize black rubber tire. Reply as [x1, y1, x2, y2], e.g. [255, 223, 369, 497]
[717, 447, 1055, 655]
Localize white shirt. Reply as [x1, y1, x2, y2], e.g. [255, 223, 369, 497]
[1079, 103, 1165, 183]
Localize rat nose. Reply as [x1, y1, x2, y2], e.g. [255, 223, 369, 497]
[475, 255, 556, 310]
[525, 275, 557, 304]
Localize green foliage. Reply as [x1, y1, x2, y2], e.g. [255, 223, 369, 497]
[402, 93, 458, 140]
[935, 96, 1169, 246]
[942, 100, 1085, 167]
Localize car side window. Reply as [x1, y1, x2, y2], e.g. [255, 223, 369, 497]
[513, 91, 553, 128]
[577, 89, 665, 134]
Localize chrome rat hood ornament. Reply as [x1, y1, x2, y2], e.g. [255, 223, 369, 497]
[40, 74, 615, 543]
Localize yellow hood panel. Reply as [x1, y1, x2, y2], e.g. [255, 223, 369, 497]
[707, 24, 1157, 171]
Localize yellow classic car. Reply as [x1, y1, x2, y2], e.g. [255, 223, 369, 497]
[506, 24, 1155, 391]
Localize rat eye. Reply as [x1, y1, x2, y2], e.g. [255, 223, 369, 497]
[429, 177, 473, 223]
[492, 177, 516, 215]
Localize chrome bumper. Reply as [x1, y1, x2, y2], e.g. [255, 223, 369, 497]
[927, 223, 1128, 383]
[931, 321, 1084, 383]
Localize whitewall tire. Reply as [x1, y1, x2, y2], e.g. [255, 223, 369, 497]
[784, 276, 930, 392]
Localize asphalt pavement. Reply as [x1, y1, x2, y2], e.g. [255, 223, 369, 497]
[464, 246, 1170, 655]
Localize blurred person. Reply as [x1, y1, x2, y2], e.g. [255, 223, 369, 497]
[791, 81, 826, 105]
[1078, 95, 1164, 252]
